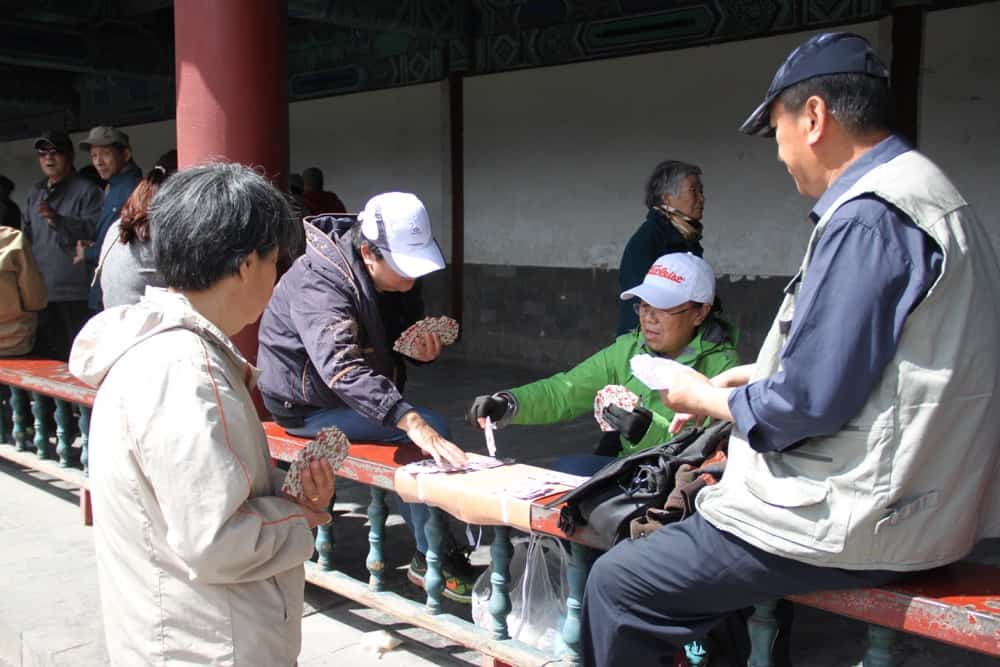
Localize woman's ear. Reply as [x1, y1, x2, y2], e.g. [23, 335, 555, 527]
[694, 302, 712, 326]
[238, 253, 254, 283]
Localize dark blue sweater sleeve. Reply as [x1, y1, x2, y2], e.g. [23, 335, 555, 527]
[728, 198, 942, 452]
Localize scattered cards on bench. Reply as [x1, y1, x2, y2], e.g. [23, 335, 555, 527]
[281, 426, 351, 500]
[629, 354, 691, 391]
[594, 384, 640, 431]
[393, 316, 460, 358]
[401, 455, 511, 476]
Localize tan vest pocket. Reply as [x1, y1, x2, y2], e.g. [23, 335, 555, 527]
[743, 474, 849, 552]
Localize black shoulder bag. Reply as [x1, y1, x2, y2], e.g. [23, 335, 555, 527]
[547, 421, 732, 551]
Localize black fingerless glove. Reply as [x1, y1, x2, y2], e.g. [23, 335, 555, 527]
[602, 405, 653, 444]
[467, 394, 511, 426]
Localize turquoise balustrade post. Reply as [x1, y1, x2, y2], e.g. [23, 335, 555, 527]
[488, 526, 513, 641]
[366, 487, 388, 590]
[748, 599, 779, 667]
[862, 625, 895, 667]
[31, 393, 51, 459]
[0, 385, 10, 444]
[79, 407, 91, 473]
[10, 388, 29, 450]
[315, 494, 336, 571]
[561, 543, 595, 661]
[423, 507, 445, 614]
[54, 400, 74, 467]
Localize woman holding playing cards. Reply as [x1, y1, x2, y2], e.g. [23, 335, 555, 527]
[68, 163, 335, 666]
[257, 192, 479, 603]
[469, 252, 739, 477]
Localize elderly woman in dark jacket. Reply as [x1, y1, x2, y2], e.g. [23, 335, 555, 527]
[617, 160, 706, 335]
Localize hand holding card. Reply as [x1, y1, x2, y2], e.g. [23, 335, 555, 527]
[281, 427, 351, 505]
[593, 384, 640, 431]
[393, 316, 459, 359]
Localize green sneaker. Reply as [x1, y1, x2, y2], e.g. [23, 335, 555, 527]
[406, 550, 477, 604]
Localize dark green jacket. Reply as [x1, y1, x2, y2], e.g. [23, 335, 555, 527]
[617, 208, 703, 335]
[509, 318, 739, 456]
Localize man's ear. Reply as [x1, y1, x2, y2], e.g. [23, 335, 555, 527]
[123, 147, 133, 163]
[804, 95, 829, 146]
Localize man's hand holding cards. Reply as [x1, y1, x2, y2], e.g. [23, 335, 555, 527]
[393, 316, 459, 361]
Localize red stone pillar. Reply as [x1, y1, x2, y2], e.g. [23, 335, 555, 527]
[174, 0, 288, 413]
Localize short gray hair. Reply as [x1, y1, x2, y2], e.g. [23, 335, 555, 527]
[644, 160, 702, 209]
[777, 72, 890, 137]
[152, 162, 302, 291]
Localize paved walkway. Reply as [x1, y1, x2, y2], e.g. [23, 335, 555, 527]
[1, 358, 998, 665]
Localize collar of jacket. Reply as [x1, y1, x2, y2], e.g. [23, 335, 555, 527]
[635, 316, 737, 366]
[108, 161, 142, 187]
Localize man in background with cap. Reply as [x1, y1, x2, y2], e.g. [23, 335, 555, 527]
[78, 125, 142, 311]
[257, 192, 479, 603]
[581, 32, 1000, 665]
[22, 130, 102, 361]
[468, 252, 738, 475]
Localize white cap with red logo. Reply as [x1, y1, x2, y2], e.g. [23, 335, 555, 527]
[620, 252, 715, 309]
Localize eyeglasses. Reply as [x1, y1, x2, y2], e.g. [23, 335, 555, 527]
[36, 148, 60, 157]
[633, 302, 693, 322]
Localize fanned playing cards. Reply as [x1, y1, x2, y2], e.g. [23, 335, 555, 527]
[393, 316, 460, 357]
[281, 426, 351, 500]
[593, 384, 640, 431]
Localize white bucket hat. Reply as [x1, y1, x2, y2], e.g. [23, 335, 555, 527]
[359, 192, 446, 279]
[620, 252, 715, 309]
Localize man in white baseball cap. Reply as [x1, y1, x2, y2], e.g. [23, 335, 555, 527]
[258, 192, 480, 604]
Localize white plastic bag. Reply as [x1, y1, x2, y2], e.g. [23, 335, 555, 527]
[471, 534, 569, 654]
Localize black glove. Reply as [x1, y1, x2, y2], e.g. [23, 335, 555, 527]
[602, 405, 653, 444]
[467, 394, 510, 426]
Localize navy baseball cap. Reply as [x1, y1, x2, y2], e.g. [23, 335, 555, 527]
[740, 32, 889, 137]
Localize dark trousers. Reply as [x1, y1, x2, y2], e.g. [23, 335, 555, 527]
[34, 301, 91, 362]
[581, 513, 905, 667]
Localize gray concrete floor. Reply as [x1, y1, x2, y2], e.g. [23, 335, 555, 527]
[1, 357, 997, 666]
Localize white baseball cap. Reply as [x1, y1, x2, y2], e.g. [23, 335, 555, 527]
[359, 192, 446, 279]
[620, 252, 715, 309]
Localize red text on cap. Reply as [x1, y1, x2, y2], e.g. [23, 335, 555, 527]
[648, 265, 685, 283]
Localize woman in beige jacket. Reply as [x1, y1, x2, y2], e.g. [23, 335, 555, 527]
[0, 224, 47, 356]
[70, 163, 333, 666]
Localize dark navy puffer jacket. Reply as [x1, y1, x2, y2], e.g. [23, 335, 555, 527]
[257, 216, 417, 427]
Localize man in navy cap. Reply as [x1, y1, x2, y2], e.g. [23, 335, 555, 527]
[581, 32, 1000, 665]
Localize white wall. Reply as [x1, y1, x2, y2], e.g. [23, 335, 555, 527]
[462, 26, 890, 276]
[288, 83, 450, 251]
[920, 1, 1000, 243]
[1, 4, 996, 276]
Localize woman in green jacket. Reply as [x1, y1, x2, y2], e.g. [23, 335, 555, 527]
[469, 252, 739, 475]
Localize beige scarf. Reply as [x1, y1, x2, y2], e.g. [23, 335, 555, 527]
[654, 204, 703, 242]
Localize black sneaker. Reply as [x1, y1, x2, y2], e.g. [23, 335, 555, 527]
[406, 549, 476, 604]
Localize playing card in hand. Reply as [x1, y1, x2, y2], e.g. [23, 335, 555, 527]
[393, 316, 460, 357]
[281, 426, 351, 500]
[593, 384, 640, 432]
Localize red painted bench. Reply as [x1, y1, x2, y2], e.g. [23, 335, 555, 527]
[3, 359, 997, 664]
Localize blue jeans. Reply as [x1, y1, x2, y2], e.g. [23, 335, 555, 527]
[550, 453, 614, 478]
[286, 406, 451, 555]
